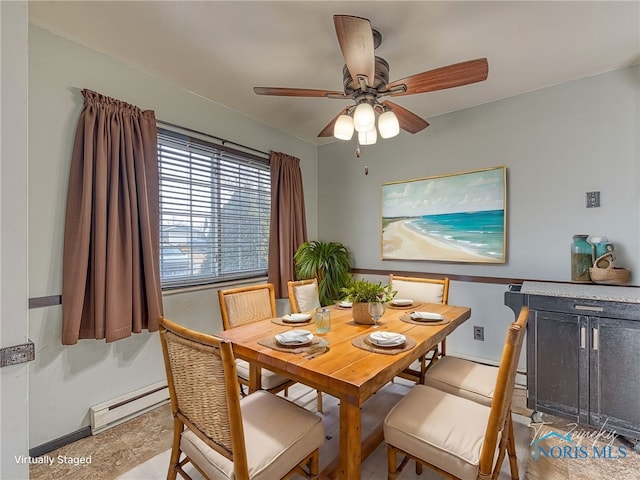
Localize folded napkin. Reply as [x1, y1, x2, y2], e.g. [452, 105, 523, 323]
[410, 311, 445, 321]
[391, 298, 413, 306]
[282, 313, 311, 322]
[276, 329, 313, 344]
[369, 331, 406, 345]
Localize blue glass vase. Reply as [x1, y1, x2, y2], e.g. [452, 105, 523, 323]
[571, 234, 593, 283]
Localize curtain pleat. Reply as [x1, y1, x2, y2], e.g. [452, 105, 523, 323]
[62, 89, 163, 344]
[267, 152, 308, 298]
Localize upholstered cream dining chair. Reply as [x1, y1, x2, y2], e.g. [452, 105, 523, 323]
[218, 283, 323, 412]
[158, 317, 324, 480]
[423, 307, 530, 479]
[287, 278, 321, 314]
[389, 274, 450, 383]
[384, 306, 529, 480]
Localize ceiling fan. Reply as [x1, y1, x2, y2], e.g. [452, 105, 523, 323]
[254, 15, 489, 144]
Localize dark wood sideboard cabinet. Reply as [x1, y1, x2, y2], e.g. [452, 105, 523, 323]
[505, 281, 640, 450]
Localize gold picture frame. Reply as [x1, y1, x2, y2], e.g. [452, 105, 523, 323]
[381, 166, 506, 263]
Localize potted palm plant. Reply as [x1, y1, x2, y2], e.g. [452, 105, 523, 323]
[340, 278, 396, 324]
[294, 240, 352, 306]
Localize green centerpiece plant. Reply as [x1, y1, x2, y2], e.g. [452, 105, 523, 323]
[340, 278, 396, 324]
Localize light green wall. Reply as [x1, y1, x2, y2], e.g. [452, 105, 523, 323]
[318, 64, 640, 361]
[27, 20, 640, 449]
[27, 25, 318, 448]
[1, 2, 30, 477]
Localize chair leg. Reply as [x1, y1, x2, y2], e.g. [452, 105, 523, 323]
[168, 418, 183, 480]
[308, 449, 319, 479]
[492, 415, 515, 480]
[387, 445, 399, 480]
[316, 390, 323, 413]
[506, 414, 519, 480]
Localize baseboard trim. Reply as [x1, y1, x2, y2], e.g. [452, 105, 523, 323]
[29, 426, 91, 458]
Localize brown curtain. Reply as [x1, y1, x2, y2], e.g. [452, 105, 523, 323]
[268, 152, 308, 298]
[61, 89, 163, 344]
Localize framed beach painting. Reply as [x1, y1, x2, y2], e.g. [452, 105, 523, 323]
[381, 166, 506, 263]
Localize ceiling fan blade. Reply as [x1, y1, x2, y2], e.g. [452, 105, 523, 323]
[317, 107, 351, 137]
[386, 58, 489, 96]
[333, 15, 376, 87]
[382, 101, 429, 134]
[254, 87, 348, 98]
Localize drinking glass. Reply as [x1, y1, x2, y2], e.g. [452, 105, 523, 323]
[368, 301, 385, 328]
[315, 307, 331, 334]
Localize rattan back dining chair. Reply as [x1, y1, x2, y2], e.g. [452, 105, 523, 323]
[423, 307, 530, 479]
[218, 283, 323, 412]
[219, 283, 278, 331]
[389, 274, 450, 383]
[384, 306, 529, 480]
[159, 317, 324, 480]
[287, 278, 321, 314]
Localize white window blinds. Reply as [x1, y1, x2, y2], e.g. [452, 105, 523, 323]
[157, 128, 270, 288]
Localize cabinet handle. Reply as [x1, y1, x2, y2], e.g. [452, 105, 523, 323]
[575, 305, 604, 312]
[580, 326, 586, 349]
[592, 327, 599, 351]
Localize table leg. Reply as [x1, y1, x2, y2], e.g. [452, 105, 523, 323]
[248, 364, 262, 393]
[338, 395, 362, 479]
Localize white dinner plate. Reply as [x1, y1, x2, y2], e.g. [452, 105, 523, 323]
[338, 301, 352, 308]
[282, 313, 312, 323]
[391, 298, 413, 306]
[368, 331, 406, 347]
[275, 329, 313, 346]
[410, 311, 445, 322]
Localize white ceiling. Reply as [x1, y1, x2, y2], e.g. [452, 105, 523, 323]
[29, 1, 640, 146]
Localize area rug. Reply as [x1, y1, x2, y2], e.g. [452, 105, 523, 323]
[118, 382, 532, 480]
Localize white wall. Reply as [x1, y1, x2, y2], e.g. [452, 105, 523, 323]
[318, 65, 640, 362]
[27, 25, 318, 448]
[0, 2, 30, 477]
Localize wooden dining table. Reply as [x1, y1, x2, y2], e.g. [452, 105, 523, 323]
[215, 302, 471, 480]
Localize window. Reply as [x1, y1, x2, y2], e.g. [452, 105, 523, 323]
[157, 128, 270, 288]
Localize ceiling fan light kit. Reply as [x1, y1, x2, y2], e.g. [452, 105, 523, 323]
[377, 110, 400, 139]
[253, 14, 489, 148]
[334, 114, 355, 140]
[353, 102, 376, 132]
[358, 126, 377, 146]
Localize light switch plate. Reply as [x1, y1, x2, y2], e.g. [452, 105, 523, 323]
[586, 191, 600, 208]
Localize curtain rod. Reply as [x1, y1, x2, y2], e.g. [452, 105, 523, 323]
[156, 119, 270, 157]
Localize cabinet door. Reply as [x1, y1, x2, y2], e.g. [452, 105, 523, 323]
[590, 317, 640, 438]
[529, 310, 589, 422]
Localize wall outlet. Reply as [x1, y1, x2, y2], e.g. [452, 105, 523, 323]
[473, 326, 485, 341]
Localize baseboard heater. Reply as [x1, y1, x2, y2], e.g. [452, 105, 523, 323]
[90, 381, 170, 435]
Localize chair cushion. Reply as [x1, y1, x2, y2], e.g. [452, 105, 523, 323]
[293, 283, 321, 312]
[181, 390, 324, 480]
[384, 384, 498, 480]
[392, 280, 444, 304]
[235, 359, 291, 391]
[424, 356, 496, 406]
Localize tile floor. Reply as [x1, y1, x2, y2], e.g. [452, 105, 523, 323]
[30, 381, 639, 479]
